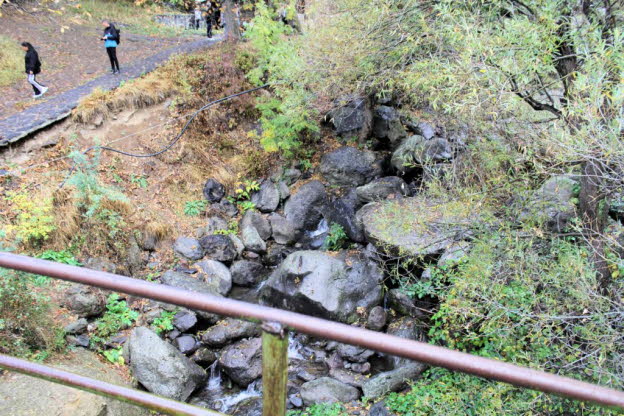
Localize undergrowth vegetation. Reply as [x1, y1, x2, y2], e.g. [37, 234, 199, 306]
[0, 34, 23, 87]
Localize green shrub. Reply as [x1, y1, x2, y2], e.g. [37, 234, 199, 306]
[0, 267, 65, 359]
[4, 191, 56, 246]
[38, 250, 82, 266]
[0, 35, 22, 87]
[91, 294, 138, 347]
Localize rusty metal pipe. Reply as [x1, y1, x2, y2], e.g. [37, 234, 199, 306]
[0, 353, 225, 416]
[2, 252, 624, 410]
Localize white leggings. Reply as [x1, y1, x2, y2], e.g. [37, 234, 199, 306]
[27, 73, 45, 94]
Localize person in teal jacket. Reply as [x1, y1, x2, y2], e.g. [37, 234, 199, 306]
[101, 20, 120, 74]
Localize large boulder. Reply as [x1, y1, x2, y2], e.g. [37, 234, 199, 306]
[201, 318, 259, 347]
[300, 377, 360, 405]
[230, 260, 268, 287]
[261, 251, 383, 323]
[356, 176, 409, 203]
[251, 180, 280, 213]
[232, 397, 263, 416]
[372, 106, 407, 148]
[391, 135, 453, 173]
[357, 197, 477, 258]
[240, 211, 270, 254]
[319, 147, 381, 187]
[219, 337, 263, 386]
[361, 363, 425, 399]
[522, 175, 579, 232]
[284, 181, 328, 233]
[203, 179, 226, 203]
[195, 260, 232, 296]
[199, 235, 238, 262]
[160, 271, 221, 321]
[173, 237, 204, 261]
[127, 327, 206, 401]
[326, 96, 373, 140]
[62, 285, 106, 317]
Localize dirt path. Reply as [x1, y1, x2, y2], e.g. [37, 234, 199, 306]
[0, 34, 221, 146]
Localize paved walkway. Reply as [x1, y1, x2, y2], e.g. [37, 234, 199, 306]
[0, 35, 220, 147]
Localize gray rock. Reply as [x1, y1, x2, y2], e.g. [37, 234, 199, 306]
[372, 106, 407, 147]
[336, 343, 375, 363]
[175, 335, 199, 355]
[219, 337, 263, 386]
[326, 96, 373, 140]
[362, 364, 425, 399]
[241, 223, 267, 253]
[326, 189, 365, 243]
[63, 285, 106, 317]
[64, 318, 88, 335]
[415, 121, 436, 140]
[289, 394, 304, 408]
[300, 377, 360, 405]
[388, 289, 422, 318]
[203, 179, 226, 203]
[385, 317, 426, 369]
[356, 177, 409, 203]
[251, 180, 280, 213]
[329, 368, 367, 388]
[160, 271, 221, 321]
[230, 260, 267, 287]
[269, 214, 297, 245]
[366, 306, 387, 331]
[66, 334, 90, 348]
[319, 147, 381, 187]
[391, 135, 453, 173]
[438, 241, 471, 267]
[173, 309, 198, 332]
[279, 168, 302, 185]
[85, 257, 117, 273]
[125, 237, 146, 275]
[358, 197, 477, 258]
[195, 260, 232, 296]
[191, 347, 218, 366]
[127, 327, 206, 401]
[213, 199, 238, 217]
[173, 237, 204, 261]
[230, 235, 245, 256]
[242, 210, 272, 240]
[199, 235, 237, 262]
[368, 400, 393, 416]
[196, 216, 229, 239]
[284, 181, 328, 232]
[522, 175, 579, 232]
[232, 397, 263, 416]
[278, 181, 290, 200]
[264, 244, 296, 267]
[201, 318, 259, 347]
[262, 251, 383, 323]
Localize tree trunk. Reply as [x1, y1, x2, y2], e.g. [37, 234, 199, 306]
[223, 0, 241, 42]
[579, 159, 611, 291]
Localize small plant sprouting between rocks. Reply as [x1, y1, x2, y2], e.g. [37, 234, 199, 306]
[228, 180, 260, 213]
[102, 347, 125, 365]
[91, 294, 139, 348]
[184, 200, 208, 217]
[152, 309, 177, 335]
[288, 403, 347, 416]
[323, 223, 349, 251]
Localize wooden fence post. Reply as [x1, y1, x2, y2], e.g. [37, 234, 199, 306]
[262, 322, 289, 416]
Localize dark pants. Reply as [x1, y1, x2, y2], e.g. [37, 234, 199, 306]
[106, 47, 120, 71]
[206, 18, 212, 37]
[195, 18, 201, 29]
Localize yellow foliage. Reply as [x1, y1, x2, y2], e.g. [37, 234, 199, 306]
[4, 191, 56, 245]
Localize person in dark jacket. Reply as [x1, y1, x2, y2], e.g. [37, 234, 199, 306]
[21, 42, 48, 99]
[101, 20, 120, 74]
[205, 6, 213, 38]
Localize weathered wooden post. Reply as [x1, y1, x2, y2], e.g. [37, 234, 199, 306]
[261, 322, 289, 416]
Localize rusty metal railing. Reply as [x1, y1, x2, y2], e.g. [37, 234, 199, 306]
[1, 252, 624, 415]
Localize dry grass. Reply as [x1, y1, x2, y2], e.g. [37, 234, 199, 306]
[73, 72, 178, 124]
[0, 34, 23, 87]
